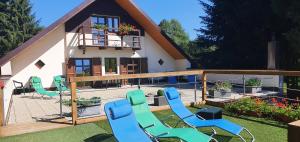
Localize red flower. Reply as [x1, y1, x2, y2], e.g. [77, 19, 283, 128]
[276, 102, 286, 108]
[272, 98, 277, 103]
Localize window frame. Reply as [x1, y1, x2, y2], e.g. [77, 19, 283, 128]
[105, 58, 118, 74]
[74, 58, 92, 77]
[91, 15, 120, 33]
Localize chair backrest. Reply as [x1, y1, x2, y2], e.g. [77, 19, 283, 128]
[30, 76, 43, 89]
[126, 90, 167, 135]
[164, 87, 194, 120]
[53, 75, 67, 91]
[104, 99, 151, 141]
[168, 76, 177, 84]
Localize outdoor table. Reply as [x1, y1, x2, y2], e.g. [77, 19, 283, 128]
[196, 107, 222, 120]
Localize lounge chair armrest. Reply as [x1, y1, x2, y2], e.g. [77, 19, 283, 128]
[144, 124, 155, 129]
[194, 114, 206, 120]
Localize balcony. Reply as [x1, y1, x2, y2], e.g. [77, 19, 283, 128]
[77, 26, 141, 52]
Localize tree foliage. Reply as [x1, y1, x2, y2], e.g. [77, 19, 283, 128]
[198, 0, 300, 69]
[159, 19, 190, 53]
[0, 0, 41, 57]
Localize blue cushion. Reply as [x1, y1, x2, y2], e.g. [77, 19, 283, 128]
[110, 100, 132, 120]
[166, 88, 180, 100]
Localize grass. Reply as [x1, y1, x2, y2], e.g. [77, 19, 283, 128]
[1, 107, 288, 142]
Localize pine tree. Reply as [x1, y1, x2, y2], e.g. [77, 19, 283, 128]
[0, 0, 41, 57]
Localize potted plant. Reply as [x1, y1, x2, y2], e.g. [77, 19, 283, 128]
[118, 23, 136, 36]
[154, 89, 168, 106]
[245, 78, 262, 93]
[62, 97, 102, 117]
[208, 81, 232, 98]
[93, 24, 108, 31]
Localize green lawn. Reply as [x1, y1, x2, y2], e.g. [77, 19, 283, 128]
[1, 107, 287, 142]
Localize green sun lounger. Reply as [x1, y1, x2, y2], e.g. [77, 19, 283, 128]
[126, 89, 215, 142]
[31, 76, 58, 97]
[54, 75, 69, 92]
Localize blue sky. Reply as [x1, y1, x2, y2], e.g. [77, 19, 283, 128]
[30, 0, 206, 40]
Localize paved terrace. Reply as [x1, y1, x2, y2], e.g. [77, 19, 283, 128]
[8, 84, 277, 124]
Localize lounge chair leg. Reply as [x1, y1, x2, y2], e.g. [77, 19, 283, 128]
[238, 128, 255, 142]
[244, 128, 255, 142]
[211, 128, 217, 136]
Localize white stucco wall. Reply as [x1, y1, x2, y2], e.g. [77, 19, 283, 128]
[0, 61, 12, 75]
[175, 59, 191, 71]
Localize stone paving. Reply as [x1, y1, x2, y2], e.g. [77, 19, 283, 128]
[8, 84, 277, 124]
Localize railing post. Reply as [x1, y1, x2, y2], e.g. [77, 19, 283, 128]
[71, 81, 77, 125]
[0, 80, 4, 126]
[194, 75, 197, 103]
[202, 73, 207, 102]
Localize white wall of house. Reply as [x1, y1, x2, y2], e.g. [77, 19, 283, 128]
[0, 61, 12, 75]
[207, 74, 280, 87]
[2, 25, 66, 120]
[175, 59, 191, 71]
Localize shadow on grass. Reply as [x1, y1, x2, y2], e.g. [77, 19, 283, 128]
[85, 134, 115, 142]
[213, 134, 234, 142]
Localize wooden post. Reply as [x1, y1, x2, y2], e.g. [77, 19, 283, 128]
[288, 120, 300, 142]
[71, 82, 77, 125]
[0, 80, 4, 126]
[202, 73, 207, 102]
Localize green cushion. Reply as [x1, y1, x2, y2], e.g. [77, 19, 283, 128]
[32, 77, 41, 83]
[128, 90, 146, 105]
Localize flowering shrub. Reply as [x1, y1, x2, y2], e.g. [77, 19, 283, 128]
[225, 97, 300, 123]
[118, 23, 136, 35]
[210, 81, 232, 92]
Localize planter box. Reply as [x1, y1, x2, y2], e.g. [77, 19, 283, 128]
[77, 104, 101, 118]
[154, 96, 167, 106]
[246, 87, 262, 94]
[208, 90, 231, 98]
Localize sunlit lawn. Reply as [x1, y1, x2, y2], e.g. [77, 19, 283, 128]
[1, 107, 287, 142]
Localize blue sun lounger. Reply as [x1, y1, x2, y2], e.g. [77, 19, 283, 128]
[164, 87, 255, 142]
[104, 99, 153, 142]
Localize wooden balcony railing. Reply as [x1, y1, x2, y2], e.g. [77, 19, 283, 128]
[77, 26, 141, 52]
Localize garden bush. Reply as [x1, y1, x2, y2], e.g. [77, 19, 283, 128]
[225, 98, 300, 123]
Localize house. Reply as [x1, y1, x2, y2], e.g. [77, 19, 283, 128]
[0, 0, 191, 121]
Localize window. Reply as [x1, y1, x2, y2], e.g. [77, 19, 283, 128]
[105, 58, 117, 74]
[75, 59, 91, 76]
[91, 16, 119, 32]
[35, 60, 45, 69]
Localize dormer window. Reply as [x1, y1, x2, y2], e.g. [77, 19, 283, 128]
[91, 15, 119, 32]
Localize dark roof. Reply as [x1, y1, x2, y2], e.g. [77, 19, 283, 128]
[0, 0, 189, 66]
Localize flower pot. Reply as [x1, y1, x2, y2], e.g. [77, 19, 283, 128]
[246, 86, 262, 94]
[77, 103, 101, 118]
[208, 90, 231, 98]
[154, 96, 167, 106]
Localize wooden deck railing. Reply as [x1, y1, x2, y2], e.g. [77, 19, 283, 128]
[0, 80, 4, 126]
[69, 69, 300, 125]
